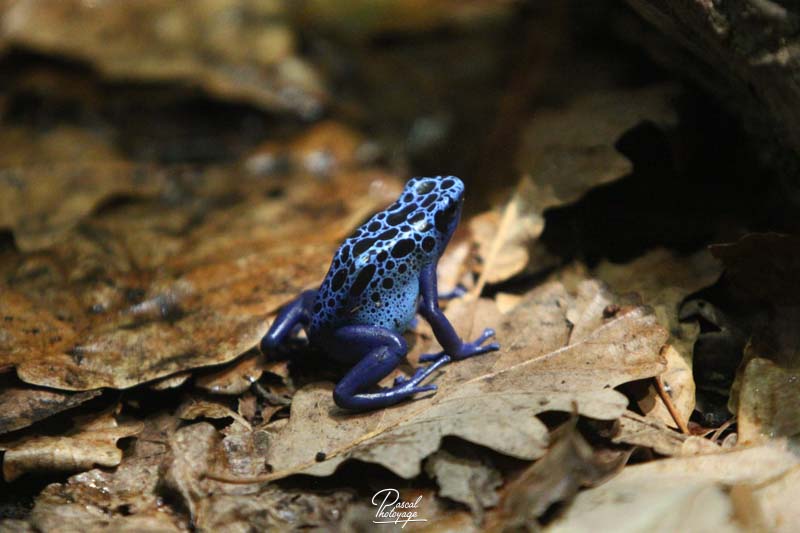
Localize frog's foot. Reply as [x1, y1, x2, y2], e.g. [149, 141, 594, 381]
[419, 328, 499, 362]
[332, 326, 449, 411]
[393, 354, 451, 386]
[260, 290, 316, 356]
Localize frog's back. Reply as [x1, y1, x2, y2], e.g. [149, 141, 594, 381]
[309, 176, 462, 337]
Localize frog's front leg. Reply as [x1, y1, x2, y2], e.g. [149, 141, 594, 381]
[330, 325, 450, 411]
[408, 284, 466, 330]
[417, 263, 499, 362]
[259, 289, 317, 355]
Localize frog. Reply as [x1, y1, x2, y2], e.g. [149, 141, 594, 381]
[260, 176, 499, 411]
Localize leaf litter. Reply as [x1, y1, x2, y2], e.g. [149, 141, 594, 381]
[210, 279, 667, 482]
[0, 411, 143, 482]
[0, 16, 798, 530]
[0, 124, 402, 391]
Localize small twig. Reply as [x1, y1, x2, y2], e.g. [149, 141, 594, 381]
[709, 415, 737, 443]
[471, 182, 522, 300]
[654, 375, 690, 435]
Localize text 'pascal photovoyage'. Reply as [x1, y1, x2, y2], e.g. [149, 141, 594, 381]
[372, 488, 427, 527]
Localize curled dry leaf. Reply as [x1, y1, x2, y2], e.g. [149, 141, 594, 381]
[0, 377, 100, 435]
[710, 234, 800, 444]
[517, 85, 678, 213]
[194, 351, 267, 396]
[162, 421, 353, 530]
[733, 310, 800, 445]
[217, 417, 270, 480]
[163, 422, 221, 522]
[595, 249, 722, 427]
[425, 449, 502, 521]
[176, 396, 250, 429]
[737, 357, 800, 445]
[0, 412, 143, 481]
[149, 372, 191, 391]
[216, 279, 667, 482]
[646, 344, 694, 431]
[613, 411, 720, 457]
[0, 0, 324, 115]
[0, 157, 401, 390]
[514, 84, 679, 278]
[23, 413, 184, 532]
[547, 441, 799, 533]
[25, 507, 183, 533]
[471, 86, 680, 287]
[494, 417, 628, 530]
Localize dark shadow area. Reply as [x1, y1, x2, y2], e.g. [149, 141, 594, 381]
[539, 91, 786, 266]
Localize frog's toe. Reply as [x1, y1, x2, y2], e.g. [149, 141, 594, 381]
[409, 383, 437, 395]
[473, 341, 500, 355]
[454, 331, 500, 359]
[394, 354, 449, 387]
[393, 375, 410, 387]
[475, 328, 496, 344]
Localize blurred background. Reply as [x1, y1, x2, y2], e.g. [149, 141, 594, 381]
[2, 0, 795, 258]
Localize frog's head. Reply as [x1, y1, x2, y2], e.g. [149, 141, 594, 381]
[403, 175, 464, 244]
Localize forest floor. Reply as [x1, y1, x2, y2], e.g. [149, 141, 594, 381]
[0, 1, 798, 531]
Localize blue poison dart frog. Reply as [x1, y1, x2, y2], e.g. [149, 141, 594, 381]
[260, 176, 499, 411]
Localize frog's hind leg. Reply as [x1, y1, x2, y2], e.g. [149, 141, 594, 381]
[331, 325, 450, 411]
[259, 289, 317, 355]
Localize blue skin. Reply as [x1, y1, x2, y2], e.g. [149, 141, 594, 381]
[260, 176, 499, 411]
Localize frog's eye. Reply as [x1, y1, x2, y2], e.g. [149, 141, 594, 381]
[435, 199, 459, 233]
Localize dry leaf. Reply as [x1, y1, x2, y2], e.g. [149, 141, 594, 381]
[215, 279, 667, 482]
[470, 176, 545, 285]
[613, 411, 720, 457]
[710, 234, 800, 444]
[517, 85, 678, 213]
[161, 421, 353, 530]
[176, 396, 250, 429]
[1, 158, 401, 391]
[751, 465, 800, 533]
[0, 413, 143, 481]
[194, 351, 266, 396]
[0, 376, 100, 435]
[425, 449, 502, 520]
[596, 249, 722, 427]
[547, 442, 798, 533]
[733, 310, 800, 445]
[0, 0, 324, 115]
[196, 485, 355, 532]
[737, 357, 800, 445]
[23, 413, 184, 532]
[0, 126, 168, 252]
[24, 508, 183, 533]
[495, 417, 628, 530]
[150, 372, 191, 391]
[217, 418, 270, 480]
[162, 422, 220, 521]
